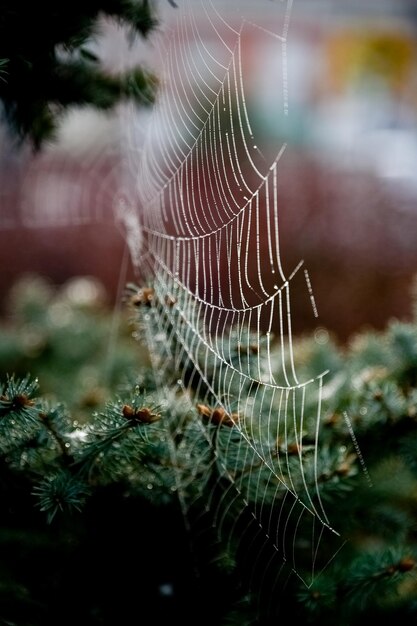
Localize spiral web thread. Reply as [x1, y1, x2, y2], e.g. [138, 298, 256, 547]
[122, 0, 345, 605]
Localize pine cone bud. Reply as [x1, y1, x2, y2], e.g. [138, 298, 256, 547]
[373, 389, 383, 401]
[165, 294, 177, 307]
[398, 557, 415, 573]
[197, 404, 236, 427]
[135, 407, 161, 424]
[122, 404, 135, 418]
[196, 403, 211, 418]
[324, 413, 340, 426]
[286, 443, 300, 455]
[130, 287, 155, 307]
[122, 404, 160, 424]
[1, 393, 34, 409]
[211, 408, 235, 427]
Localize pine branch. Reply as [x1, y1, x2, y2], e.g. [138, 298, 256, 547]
[0, 1, 161, 148]
[1, 273, 417, 622]
[72, 392, 164, 483]
[32, 469, 91, 524]
[0, 374, 42, 453]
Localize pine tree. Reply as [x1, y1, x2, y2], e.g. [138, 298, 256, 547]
[0, 0, 161, 149]
[0, 273, 417, 625]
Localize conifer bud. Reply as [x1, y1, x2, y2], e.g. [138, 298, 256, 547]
[130, 287, 155, 306]
[324, 413, 340, 426]
[122, 404, 135, 418]
[211, 408, 228, 425]
[165, 294, 177, 307]
[398, 557, 415, 573]
[135, 407, 161, 424]
[196, 403, 211, 418]
[196, 404, 237, 427]
[286, 443, 300, 455]
[336, 462, 351, 476]
[0, 393, 34, 409]
[122, 404, 160, 424]
[373, 389, 383, 401]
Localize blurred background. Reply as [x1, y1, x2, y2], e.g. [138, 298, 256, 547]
[1, 0, 417, 343]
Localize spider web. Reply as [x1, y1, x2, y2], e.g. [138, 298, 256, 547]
[121, 0, 345, 616]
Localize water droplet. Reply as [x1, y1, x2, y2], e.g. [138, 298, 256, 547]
[314, 327, 329, 345]
[159, 583, 174, 597]
[359, 406, 368, 415]
[65, 442, 71, 448]
[147, 483, 153, 490]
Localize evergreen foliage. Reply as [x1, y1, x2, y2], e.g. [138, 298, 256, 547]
[0, 274, 417, 624]
[0, 0, 160, 149]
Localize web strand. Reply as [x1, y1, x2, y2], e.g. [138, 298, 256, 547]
[125, 0, 344, 606]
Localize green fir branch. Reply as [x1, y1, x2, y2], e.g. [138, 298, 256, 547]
[32, 470, 91, 524]
[0, 1, 160, 148]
